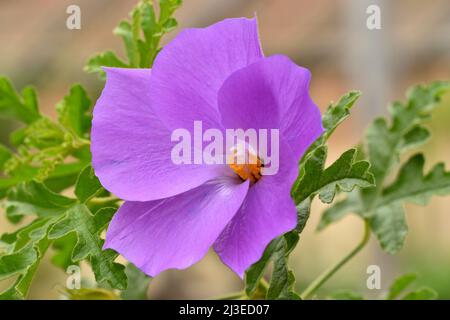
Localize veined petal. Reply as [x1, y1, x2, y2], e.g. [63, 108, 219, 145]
[149, 17, 264, 132]
[104, 176, 249, 277]
[214, 143, 298, 278]
[218, 55, 323, 160]
[91, 68, 226, 202]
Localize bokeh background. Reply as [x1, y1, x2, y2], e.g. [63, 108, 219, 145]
[0, 0, 449, 299]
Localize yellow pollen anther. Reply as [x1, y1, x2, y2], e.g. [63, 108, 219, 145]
[229, 151, 262, 184]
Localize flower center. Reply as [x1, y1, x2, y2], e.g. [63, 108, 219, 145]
[228, 145, 262, 184]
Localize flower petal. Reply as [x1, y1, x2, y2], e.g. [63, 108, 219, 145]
[218, 55, 323, 159]
[213, 143, 298, 278]
[149, 17, 264, 132]
[91, 68, 226, 202]
[104, 176, 249, 277]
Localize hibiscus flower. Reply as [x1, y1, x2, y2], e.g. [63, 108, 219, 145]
[91, 17, 323, 278]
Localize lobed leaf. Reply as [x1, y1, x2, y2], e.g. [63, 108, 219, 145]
[319, 81, 450, 254]
[402, 288, 437, 300]
[74, 165, 103, 203]
[6, 181, 76, 221]
[0, 77, 40, 124]
[0, 218, 54, 299]
[48, 205, 126, 289]
[85, 0, 182, 78]
[121, 263, 151, 300]
[246, 91, 369, 298]
[386, 273, 417, 300]
[266, 233, 300, 300]
[292, 147, 374, 206]
[56, 85, 92, 138]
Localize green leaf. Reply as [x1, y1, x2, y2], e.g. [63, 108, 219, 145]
[0, 245, 37, 281]
[48, 204, 126, 289]
[0, 145, 12, 168]
[162, 18, 178, 32]
[114, 20, 139, 68]
[328, 290, 364, 300]
[402, 288, 438, 300]
[386, 273, 417, 300]
[321, 81, 450, 253]
[2, 114, 88, 184]
[44, 162, 87, 193]
[370, 154, 450, 253]
[401, 126, 430, 151]
[65, 287, 120, 300]
[244, 237, 282, 297]
[51, 233, 78, 270]
[0, 0, 186, 299]
[384, 273, 438, 300]
[139, 1, 158, 42]
[121, 263, 151, 300]
[18, 117, 65, 149]
[361, 82, 450, 211]
[85, 0, 182, 77]
[84, 51, 128, 79]
[159, 0, 182, 24]
[0, 218, 54, 299]
[292, 147, 374, 205]
[302, 91, 361, 161]
[380, 154, 450, 206]
[0, 77, 40, 124]
[56, 85, 91, 138]
[295, 197, 312, 234]
[370, 203, 408, 254]
[6, 181, 76, 220]
[244, 232, 302, 300]
[322, 91, 361, 139]
[74, 165, 102, 203]
[246, 91, 366, 296]
[266, 233, 300, 300]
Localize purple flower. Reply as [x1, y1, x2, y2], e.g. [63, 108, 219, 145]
[91, 17, 323, 278]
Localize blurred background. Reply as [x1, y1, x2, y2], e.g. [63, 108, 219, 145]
[0, 0, 449, 299]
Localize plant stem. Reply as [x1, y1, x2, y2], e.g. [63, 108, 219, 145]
[215, 278, 269, 300]
[300, 219, 371, 299]
[259, 277, 269, 291]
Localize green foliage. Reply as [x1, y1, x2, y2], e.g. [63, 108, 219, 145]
[388, 273, 438, 300]
[0, 78, 40, 124]
[0, 77, 91, 194]
[85, 0, 182, 79]
[328, 273, 437, 300]
[386, 273, 417, 300]
[6, 181, 76, 221]
[48, 204, 126, 290]
[292, 147, 374, 206]
[0, 218, 54, 299]
[74, 165, 103, 203]
[319, 81, 450, 254]
[246, 91, 375, 299]
[65, 287, 120, 300]
[121, 263, 151, 300]
[266, 233, 300, 300]
[56, 85, 91, 138]
[327, 290, 364, 300]
[0, 171, 126, 298]
[0, 0, 182, 299]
